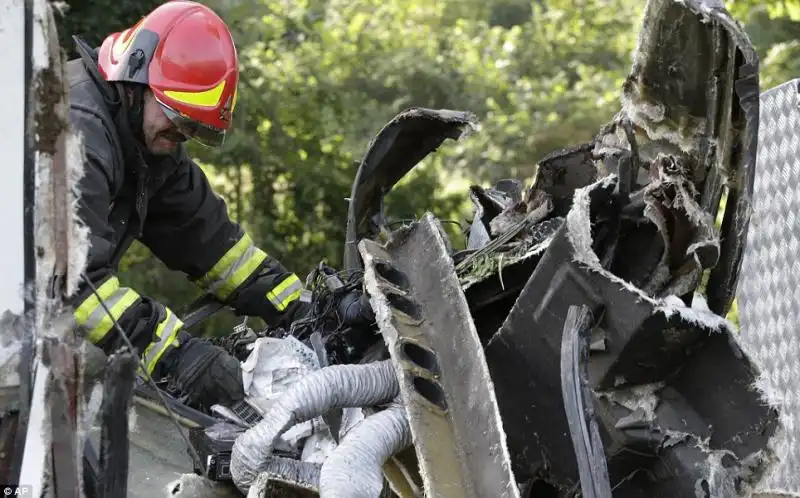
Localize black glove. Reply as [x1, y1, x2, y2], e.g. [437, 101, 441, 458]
[165, 331, 245, 408]
[338, 290, 375, 327]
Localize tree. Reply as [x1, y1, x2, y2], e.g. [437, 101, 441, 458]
[58, 0, 781, 336]
[55, 0, 161, 57]
[726, 0, 800, 89]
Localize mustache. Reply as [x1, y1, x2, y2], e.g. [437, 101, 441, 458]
[158, 128, 188, 142]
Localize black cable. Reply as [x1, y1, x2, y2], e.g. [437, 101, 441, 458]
[287, 265, 368, 348]
[79, 272, 204, 471]
[388, 218, 463, 230]
[560, 305, 612, 498]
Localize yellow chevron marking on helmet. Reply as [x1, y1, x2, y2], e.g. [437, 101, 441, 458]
[163, 80, 227, 108]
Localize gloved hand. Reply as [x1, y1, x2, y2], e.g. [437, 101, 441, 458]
[338, 289, 375, 327]
[167, 331, 245, 408]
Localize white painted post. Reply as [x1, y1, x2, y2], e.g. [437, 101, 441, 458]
[8, 0, 88, 494]
[0, 0, 47, 494]
[0, 0, 28, 316]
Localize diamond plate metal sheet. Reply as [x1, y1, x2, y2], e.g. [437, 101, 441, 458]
[737, 79, 800, 496]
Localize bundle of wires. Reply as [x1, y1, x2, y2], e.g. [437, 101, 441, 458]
[288, 263, 364, 345]
[204, 262, 368, 367]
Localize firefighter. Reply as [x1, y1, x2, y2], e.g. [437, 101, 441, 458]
[67, 1, 372, 408]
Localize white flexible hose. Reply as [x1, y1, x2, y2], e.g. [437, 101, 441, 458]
[230, 359, 399, 493]
[319, 399, 411, 498]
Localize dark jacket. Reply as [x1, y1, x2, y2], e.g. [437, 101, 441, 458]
[67, 46, 307, 379]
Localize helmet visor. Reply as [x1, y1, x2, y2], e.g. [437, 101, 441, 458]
[157, 99, 227, 148]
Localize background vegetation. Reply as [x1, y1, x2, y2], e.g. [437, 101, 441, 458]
[56, 0, 800, 336]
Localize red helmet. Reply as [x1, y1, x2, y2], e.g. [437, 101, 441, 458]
[97, 0, 238, 147]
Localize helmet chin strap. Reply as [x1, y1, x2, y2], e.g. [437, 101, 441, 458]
[111, 82, 153, 173]
[127, 84, 147, 147]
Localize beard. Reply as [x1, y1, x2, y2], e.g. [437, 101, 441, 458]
[146, 128, 187, 156]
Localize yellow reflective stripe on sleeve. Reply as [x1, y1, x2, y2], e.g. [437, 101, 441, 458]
[196, 234, 252, 287]
[140, 308, 183, 377]
[73, 276, 141, 344]
[215, 245, 266, 299]
[266, 274, 304, 312]
[74, 276, 119, 323]
[197, 233, 267, 300]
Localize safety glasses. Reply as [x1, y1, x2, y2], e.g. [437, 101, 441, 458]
[156, 98, 227, 148]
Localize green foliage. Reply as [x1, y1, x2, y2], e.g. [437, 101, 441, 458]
[191, 0, 644, 270]
[182, 0, 646, 336]
[54, 0, 162, 57]
[55, 0, 798, 336]
[726, 0, 800, 90]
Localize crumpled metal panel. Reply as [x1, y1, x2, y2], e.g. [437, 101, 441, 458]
[612, 0, 760, 315]
[736, 79, 800, 497]
[359, 213, 519, 498]
[485, 178, 778, 496]
[344, 108, 479, 271]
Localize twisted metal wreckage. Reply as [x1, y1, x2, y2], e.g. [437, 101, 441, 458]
[4, 0, 800, 497]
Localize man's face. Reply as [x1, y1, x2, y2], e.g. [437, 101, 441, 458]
[141, 89, 187, 156]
